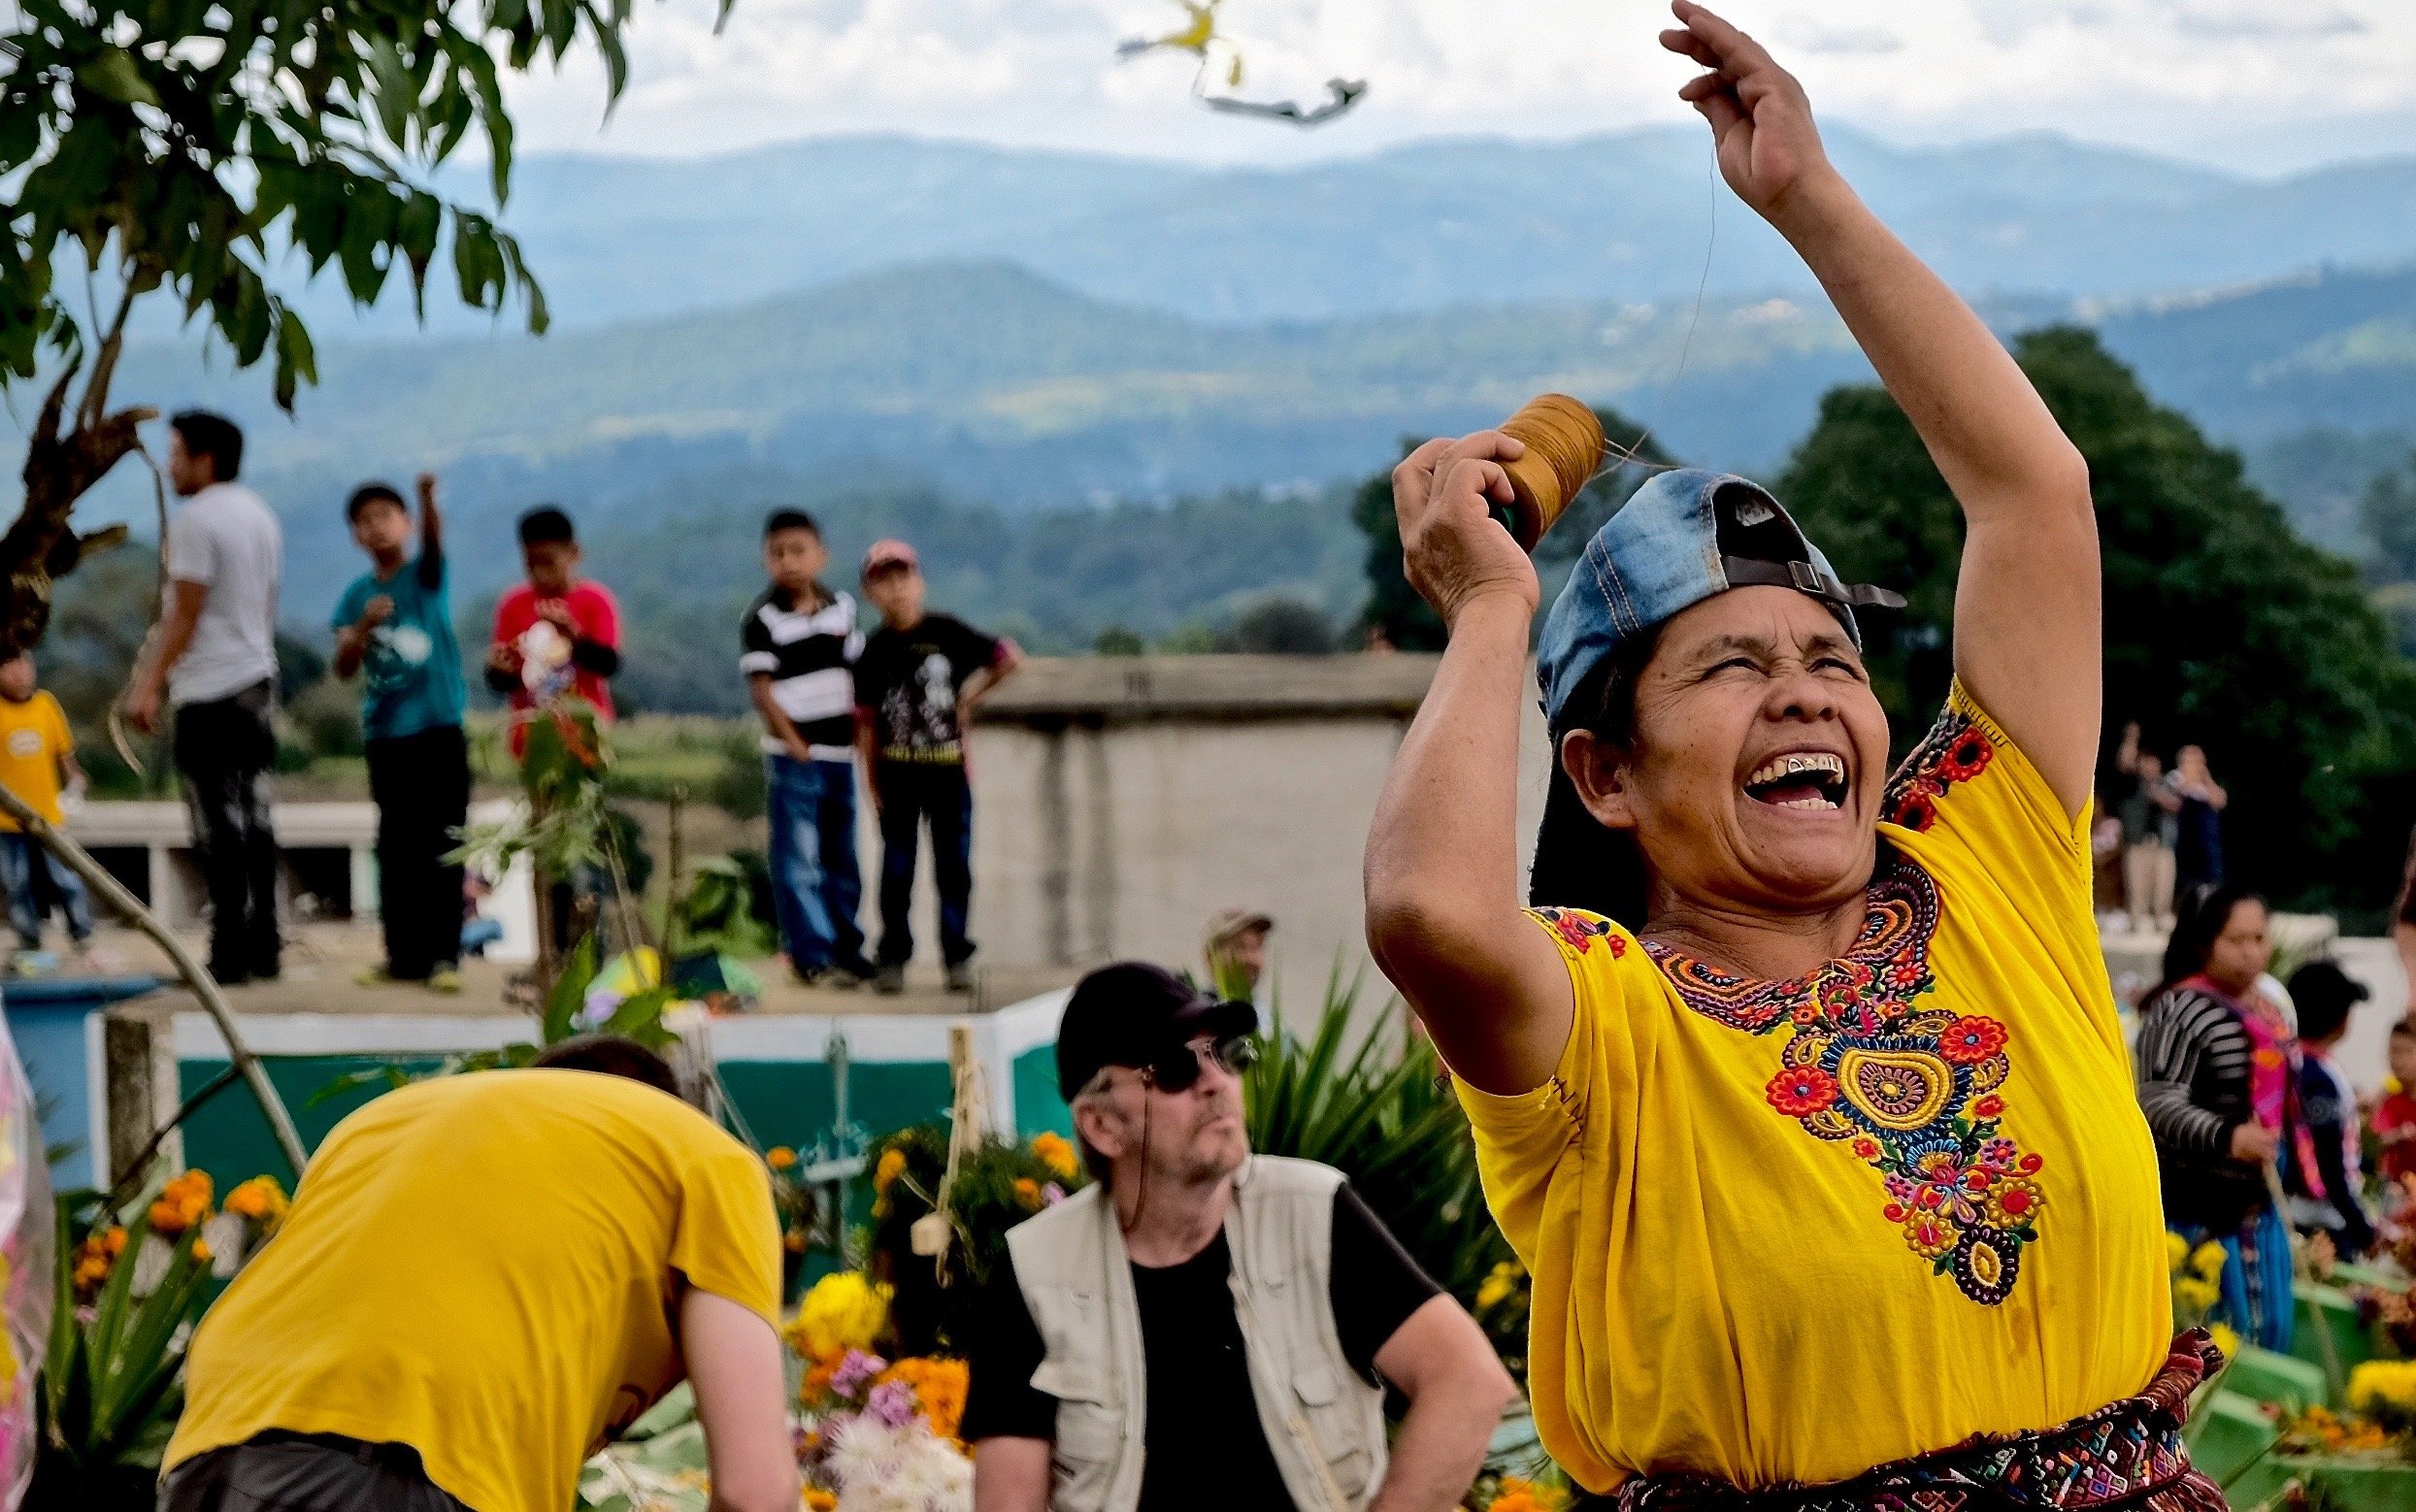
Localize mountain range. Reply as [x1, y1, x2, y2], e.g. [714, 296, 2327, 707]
[246, 126, 2416, 336]
[16, 126, 2415, 704]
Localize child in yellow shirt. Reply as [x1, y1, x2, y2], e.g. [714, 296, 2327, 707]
[0, 653, 93, 969]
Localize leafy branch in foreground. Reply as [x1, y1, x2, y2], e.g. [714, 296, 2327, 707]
[0, 0, 723, 653]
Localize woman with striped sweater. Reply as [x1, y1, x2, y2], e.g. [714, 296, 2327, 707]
[2135, 882, 2307, 1351]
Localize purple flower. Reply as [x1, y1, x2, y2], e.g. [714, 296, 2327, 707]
[866, 1379, 918, 1428]
[832, 1349, 888, 1397]
[1043, 1183, 1067, 1206]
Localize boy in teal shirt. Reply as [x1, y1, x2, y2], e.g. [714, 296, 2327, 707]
[332, 474, 469, 993]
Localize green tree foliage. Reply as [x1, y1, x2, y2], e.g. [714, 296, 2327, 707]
[2361, 452, 2416, 585]
[1354, 407, 1671, 651]
[0, 0, 685, 654]
[1779, 327, 2416, 912]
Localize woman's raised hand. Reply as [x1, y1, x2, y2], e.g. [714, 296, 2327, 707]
[1392, 431, 1539, 629]
[1660, 0, 1835, 225]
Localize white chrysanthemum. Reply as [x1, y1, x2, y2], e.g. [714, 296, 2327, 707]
[828, 1418, 972, 1512]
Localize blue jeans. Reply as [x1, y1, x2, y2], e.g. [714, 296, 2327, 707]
[765, 755, 865, 972]
[0, 831, 91, 949]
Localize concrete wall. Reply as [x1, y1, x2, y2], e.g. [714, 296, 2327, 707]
[955, 655, 1552, 1006]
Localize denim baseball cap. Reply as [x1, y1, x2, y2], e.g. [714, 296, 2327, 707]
[1537, 469, 1903, 732]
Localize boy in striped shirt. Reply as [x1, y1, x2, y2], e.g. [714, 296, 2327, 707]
[740, 510, 874, 986]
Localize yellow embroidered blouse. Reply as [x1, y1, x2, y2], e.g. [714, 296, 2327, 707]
[1458, 682, 2169, 1493]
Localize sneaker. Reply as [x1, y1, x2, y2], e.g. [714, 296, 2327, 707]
[426, 966, 463, 996]
[873, 965, 907, 996]
[791, 965, 831, 989]
[944, 963, 976, 994]
[832, 956, 877, 991]
[355, 964, 400, 988]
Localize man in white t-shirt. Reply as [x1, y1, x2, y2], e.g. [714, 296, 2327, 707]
[126, 411, 285, 984]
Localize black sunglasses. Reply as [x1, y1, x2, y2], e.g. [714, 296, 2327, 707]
[1141, 1035, 1260, 1094]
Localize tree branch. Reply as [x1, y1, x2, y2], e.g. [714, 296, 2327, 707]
[0, 782, 311, 1180]
[78, 277, 141, 437]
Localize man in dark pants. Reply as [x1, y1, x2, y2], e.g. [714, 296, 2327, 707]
[852, 540, 1019, 995]
[333, 474, 471, 993]
[125, 411, 284, 985]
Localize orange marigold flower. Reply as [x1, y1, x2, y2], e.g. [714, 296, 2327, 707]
[877, 1357, 971, 1441]
[767, 1146, 799, 1171]
[874, 1147, 909, 1197]
[1028, 1132, 1079, 1182]
[149, 1170, 215, 1236]
[224, 1175, 288, 1227]
[1013, 1178, 1042, 1209]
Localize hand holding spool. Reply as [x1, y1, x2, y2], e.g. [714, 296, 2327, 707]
[1495, 394, 1607, 552]
[1390, 393, 1609, 631]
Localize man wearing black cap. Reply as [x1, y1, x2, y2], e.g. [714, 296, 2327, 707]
[964, 962, 1514, 1512]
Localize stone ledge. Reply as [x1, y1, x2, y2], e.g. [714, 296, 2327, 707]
[976, 654, 1442, 725]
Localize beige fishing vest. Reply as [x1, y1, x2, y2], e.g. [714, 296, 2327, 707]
[1005, 1155, 1388, 1512]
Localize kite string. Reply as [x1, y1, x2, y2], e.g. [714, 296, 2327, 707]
[1593, 139, 1721, 482]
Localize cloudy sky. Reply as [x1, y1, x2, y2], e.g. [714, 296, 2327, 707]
[496, 0, 2406, 175]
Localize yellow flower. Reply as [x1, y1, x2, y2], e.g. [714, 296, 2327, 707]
[2165, 1231, 2190, 1273]
[2190, 1242, 2228, 1282]
[2348, 1361, 2416, 1414]
[2173, 1278, 2221, 1315]
[192, 1238, 214, 1264]
[2208, 1323, 2240, 1363]
[767, 1146, 799, 1171]
[783, 1271, 891, 1362]
[1475, 1260, 1523, 1313]
[1013, 1177, 1042, 1209]
[804, 1490, 837, 1511]
[1029, 1132, 1079, 1182]
[874, 1147, 909, 1197]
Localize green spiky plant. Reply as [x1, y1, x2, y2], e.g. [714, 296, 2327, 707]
[29, 1200, 217, 1508]
[1240, 964, 1517, 1318]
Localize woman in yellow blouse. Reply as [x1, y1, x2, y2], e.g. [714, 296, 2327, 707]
[1363, 5, 2216, 1508]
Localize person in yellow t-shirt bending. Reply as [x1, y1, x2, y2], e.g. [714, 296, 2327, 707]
[161, 1037, 800, 1512]
[1363, 7, 2215, 1509]
[0, 651, 94, 969]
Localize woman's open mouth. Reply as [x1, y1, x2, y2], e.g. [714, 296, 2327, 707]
[1743, 751, 1849, 811]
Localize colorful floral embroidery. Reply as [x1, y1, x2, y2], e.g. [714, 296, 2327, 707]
[1647, 856, 2044, 1306]
[1532, 907, 1625, 958]
[1883, 700, 1997, 832]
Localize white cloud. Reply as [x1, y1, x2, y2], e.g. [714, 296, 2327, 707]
[499, 0, 2416, 173]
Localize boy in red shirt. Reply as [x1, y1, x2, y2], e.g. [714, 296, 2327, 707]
[485, 507, 621, 755]
[2375, 1021, 2416, 1188]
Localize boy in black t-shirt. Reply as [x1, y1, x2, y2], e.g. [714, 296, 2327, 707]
[852, 541, 1021, 993]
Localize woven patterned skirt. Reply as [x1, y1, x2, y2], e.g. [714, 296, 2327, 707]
[1597, 1332, 2228, 1512]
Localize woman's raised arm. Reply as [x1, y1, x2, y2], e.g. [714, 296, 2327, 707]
[1363, 433, 1573, 1096]
[1663, 1, 2101, 814]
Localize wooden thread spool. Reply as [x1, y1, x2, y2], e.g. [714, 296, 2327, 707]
[1497, 393, 1607, 552]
